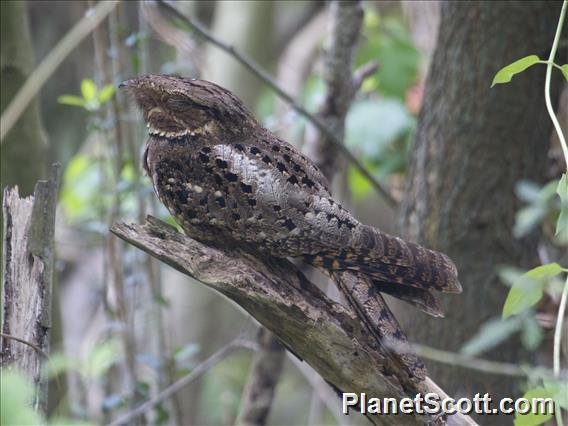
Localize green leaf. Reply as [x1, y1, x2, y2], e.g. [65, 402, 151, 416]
[520, 315, 543, 351]
[81, 78, 97, 101]
[491, 55, 540, 87]
[58, 95, 86, 108]
[560, 64, 568, 81]
[544, 380, 568, 410]
[513, 387, 554, 426]
[556, 174, 568, 239]
[1, 371, 44, 425]
[514, 205, 548, 238]
[98, 84, 116, 104]
[85, 341, 119, 379]
[461, 316, 522, 355]
[46, 352, 80, 378]
[348, 164, 373, 201]
[525, 263, 566, 278]
[346, 99, 413, 158]
[61, 154, 102, 221]
[501, 269, 545, 319]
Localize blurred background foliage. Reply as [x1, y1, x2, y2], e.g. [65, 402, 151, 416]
[1, 1, 566, 425]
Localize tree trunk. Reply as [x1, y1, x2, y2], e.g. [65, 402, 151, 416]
[400, 1, 565, 420]
[0, 1, 48, 197]
[204, 0, 275, 109]
[1, 164, 60, 413]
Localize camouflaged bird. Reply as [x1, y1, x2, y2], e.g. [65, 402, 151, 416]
[120, 75, 462, 318]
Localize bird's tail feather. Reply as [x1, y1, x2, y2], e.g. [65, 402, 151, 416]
[350, 224, 462, 294]
[303, 225, 460, 315]
[370, 280, 444, 317]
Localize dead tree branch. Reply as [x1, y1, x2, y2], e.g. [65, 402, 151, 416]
[235, 328, 286, 426]
[1, 163, 61, 412]
[111, 216, 477, 426]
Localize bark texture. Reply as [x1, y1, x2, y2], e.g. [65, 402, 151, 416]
[304, 0, 364, 179]
[1, 164, 60, 412]
[400, 1, 565, 416]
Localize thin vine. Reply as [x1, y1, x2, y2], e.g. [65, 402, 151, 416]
[492, 1, 567, 425]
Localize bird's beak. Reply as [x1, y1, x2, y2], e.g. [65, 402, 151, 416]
[118, 79, 136, 89]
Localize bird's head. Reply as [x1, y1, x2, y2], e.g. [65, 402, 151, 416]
[119, 75, 256, 139]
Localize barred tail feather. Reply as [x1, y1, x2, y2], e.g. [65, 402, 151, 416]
[371, 280, 444, 317]
[349, 224, 462, 294]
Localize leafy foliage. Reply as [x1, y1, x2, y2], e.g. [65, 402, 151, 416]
[356, 10, 420, 99]
[490, 27, 568, 424]
[1, 371, 43, 426]
[556, 174, 568, 239]
[491, 55, 541, 87]
[514, 180, 560, 239]
[58, 78, 116, 111]
[500, 264, 566, 319]
[513, 387, 554, 426]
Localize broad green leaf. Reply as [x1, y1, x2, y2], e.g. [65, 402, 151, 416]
[513, 387, 554, 426]
[520, 315, 543, 350]
[1, 371, 43, 425]
[356, 14, 419, 99]
[58, 95, 86, 108]
[81, 79, 97, 101]
[46, 352, 80, 378]
[461, 316, 522, 355]
[85, 341, 119, 379]
[515, 180, 545, 203]
[514, 205, 548, 238]
[98, 84, 116, 104]
[491, 55, 540, 87]
[348, 164, 373, 201]
[61, 154, 101, 220]
[514, 180, 561, 238]
[501, 271, 545, 319]
[346, 99, 413, 157]
[556, 174, 568, 239]
[544, 380, 568, 410]
[498, 266, 525, 287]
[525, 262, 566, 278]
[561, 64, 568, 81]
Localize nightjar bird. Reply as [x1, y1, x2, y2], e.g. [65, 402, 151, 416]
[120, 75, 461, 317]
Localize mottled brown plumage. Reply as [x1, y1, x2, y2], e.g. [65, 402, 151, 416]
[120, 75, 462, 319]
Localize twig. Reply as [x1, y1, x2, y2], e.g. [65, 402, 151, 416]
[406, 343, 566, 381]
[0, 333, 49, 359]
[544, 2, 568, 424]
[109, 338, 252, 426]
[352, 62, 380, 94]
[0, 0, 118, 142]
[153, 0, 397, 208]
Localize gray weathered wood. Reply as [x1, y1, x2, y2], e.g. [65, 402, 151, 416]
[235, 328, 285, 426]
[1, 163, 61, 412]
[111, 216, 478, 426]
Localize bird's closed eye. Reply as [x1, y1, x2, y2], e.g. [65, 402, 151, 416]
[166, 96, 191, 112]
